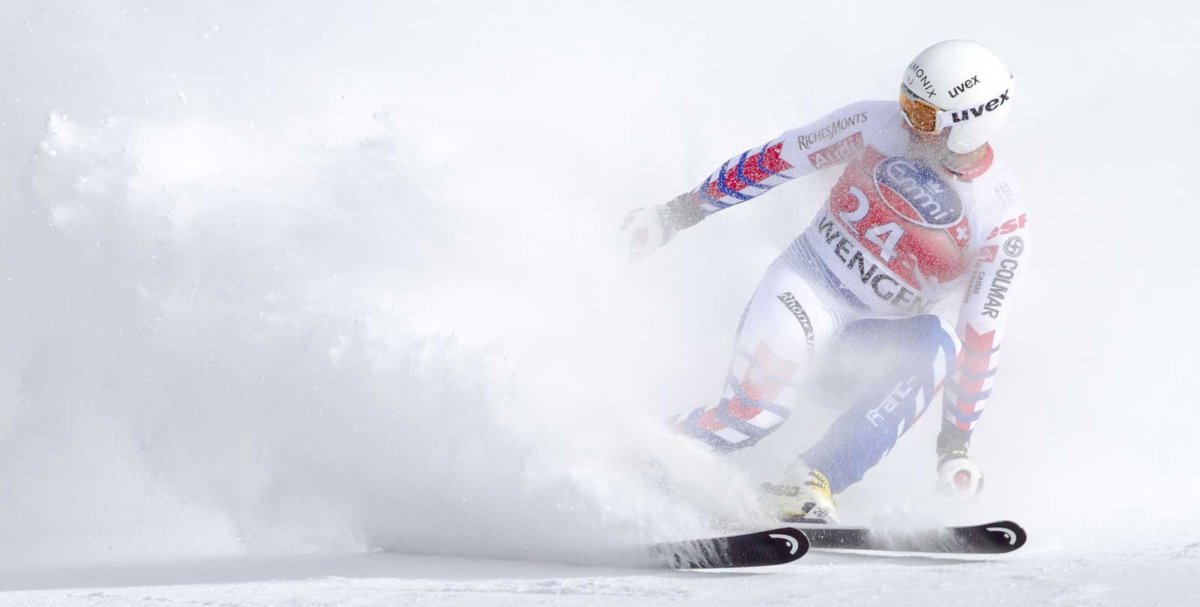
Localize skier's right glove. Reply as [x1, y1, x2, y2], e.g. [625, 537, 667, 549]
[935, 422, 984, 501]
[617, 192, 706, 261]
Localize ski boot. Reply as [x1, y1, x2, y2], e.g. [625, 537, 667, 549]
[758, 462, 840, 524]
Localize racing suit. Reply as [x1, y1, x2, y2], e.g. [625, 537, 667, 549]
[670, 100, 1031, 492]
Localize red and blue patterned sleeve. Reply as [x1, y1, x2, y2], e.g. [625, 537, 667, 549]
[680, 100, 893, 220]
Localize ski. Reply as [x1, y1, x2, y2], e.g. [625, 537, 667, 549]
[650, 527, 809, 569]
[793, 519, 1027, 554]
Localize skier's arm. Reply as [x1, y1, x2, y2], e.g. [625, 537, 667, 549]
[668, 100, 890, 231]
[941, 190, 1032, 457]
[620, 100, 892, 259]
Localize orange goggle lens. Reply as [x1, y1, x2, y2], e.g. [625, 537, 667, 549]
[899, 86, 941, 133]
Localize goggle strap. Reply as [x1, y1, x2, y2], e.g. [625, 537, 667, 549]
[931, 110, 951, 132]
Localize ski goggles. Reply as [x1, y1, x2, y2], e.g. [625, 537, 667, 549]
[899, 85, 955, 133]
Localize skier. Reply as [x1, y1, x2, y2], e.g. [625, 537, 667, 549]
[620, 40, 1030, 523]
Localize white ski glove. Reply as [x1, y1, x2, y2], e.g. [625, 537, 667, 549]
[935, 422, 983, 501]
[617, 193, 707, 261]
[936, 456, 984, 501]
[618, 205, 673, 261]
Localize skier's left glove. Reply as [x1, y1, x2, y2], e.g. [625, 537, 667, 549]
[617, 192, 706, 261]
[618, 206, 673, 261]
[935, 422, 984, 500]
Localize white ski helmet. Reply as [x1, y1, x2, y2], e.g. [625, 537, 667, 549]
[900, 40, 1014, 154]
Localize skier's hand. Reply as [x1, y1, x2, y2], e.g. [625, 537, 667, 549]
[934, 421, 981, 501]
[936, 456, 984, 501]
[618, 205, 673, 261]
[618, 193, 707, 261]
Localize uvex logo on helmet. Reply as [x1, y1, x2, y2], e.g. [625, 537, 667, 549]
[951, 89, 1010, 124]
[948, 75, 980, 98]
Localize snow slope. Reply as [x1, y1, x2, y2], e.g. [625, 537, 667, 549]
[1, 0, 1198, 604]
[5, 529, 1200, 606]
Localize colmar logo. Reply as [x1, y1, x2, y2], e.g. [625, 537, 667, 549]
[1004, 236, 1025, 257]
[951, 89, 1010, 123]
[875, 157, 964, 227]
[982, 258, 1019, 318]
